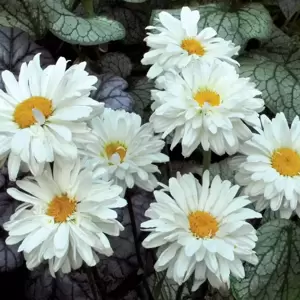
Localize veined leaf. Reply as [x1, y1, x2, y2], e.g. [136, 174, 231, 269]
[99, 52, 132, 78]
[99, 2, 148, 45]
[91, 73, 133, 111]
[0, 238, 24, 272]
[232, 219, 300, 300]
[0, 27, 54, 91]
[239, 26, 300, 123]
[277, 0, 300, 19]
[0, 0, 47, 38]
[40, 0, 125, 45]
[129, 77, 154, 121]
[150, 3, 273, 52]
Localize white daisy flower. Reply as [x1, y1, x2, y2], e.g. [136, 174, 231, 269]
[141, 6, 240, 79]
[0, 54, 103, 181]
[82, 108, 169, 194]
[235, 112, 300, 219]
[150, 60, 264, 157]
[3, 158, 126, 276]
[141, 171, 261, 290]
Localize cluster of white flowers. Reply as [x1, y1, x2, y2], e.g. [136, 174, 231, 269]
[139, 6, 300, 291]
[0, 55, 168, 275]
[2, 4, 297, 294]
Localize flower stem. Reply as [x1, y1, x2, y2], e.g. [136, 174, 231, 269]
[81, 0, 95, 17]
[175, 283, 185, 300]
[202, 149, 211, 172]
[126, 189, 154, 300]
[84, 264, 100, 300]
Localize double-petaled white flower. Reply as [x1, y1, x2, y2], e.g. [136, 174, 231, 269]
[4, 158, 126, 276]
[0, 54, 103, 180]
[234, 113, 300, 219]
[150, 60, 264, 157]
[142, 6, 240, 79]
[82, 108, 169, 194]
[141, 172, 261, 289]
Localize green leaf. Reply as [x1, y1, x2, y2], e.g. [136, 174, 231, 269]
[129, 76, 154, 121]
[151, 3, 273, 52]
[63, 0, 76, 10]
[232, 219, 300, 300]
[278, 0, 300, 19]
[183, 158, 237, 182]
[238, 26, 300, 123]
[100, 3, 148, 44]
[261, 208, 280, 225]
[148, 273, 189, 300]
[0, 0, 47, 38]
[99, 52, 132, 78]
[40, 0, 125, 45]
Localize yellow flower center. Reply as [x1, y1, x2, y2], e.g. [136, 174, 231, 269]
[181, 38, 205, 56]
[47, 194, 77, 223]
[271, 147, 300, 177]
[105, 142, 127, 162]
[188, 210, 218, 238]
[13, 96, 53, 128]
[194, 89, 221, 107]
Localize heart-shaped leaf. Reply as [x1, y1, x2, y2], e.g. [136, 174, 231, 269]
[100, 3, 148, 44]
[129, 77, 154, 121]
[0, 0, 47, 38]
[0, 193, 18, 227]
[238, 26, 300, 123]
[100, 52, 132, 78]
[151, 3, 273, 52]
[232, 219, 300, 300]
[26, 265, 95, 300]
[261, 208, 280, 225]
[173, 158, 237, 182]
[25, 265, 54, 299]
[149, 273, 189, 300]
[0, 27, 54, 90]
[91, 73, 133, 111]
[0, 237, 24, 272]
[63, 0, 76, 10]
[278, 0, 300, 19]
[40, 0, 125, 45]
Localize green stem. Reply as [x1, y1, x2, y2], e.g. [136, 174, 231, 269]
[153, 270, 167, 299]
[84, 265, 100, 300]
[202, 149, 211, 173]
[81, 0, 95, 17]
[125, 189, 155, 300]
[229, 0, 241, 12]
[175, 284, 185, 300]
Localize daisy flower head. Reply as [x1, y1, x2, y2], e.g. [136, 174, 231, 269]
[150, 60, 264, 157]
[83, 108, 169, 194]
[141, 171, 261, 290]
[235, 112, 300, 219]
[4, 158, 126, 276]
[141, 6, 240, 79]
[0, 53, 103, 181]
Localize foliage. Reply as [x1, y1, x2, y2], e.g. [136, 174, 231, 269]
[151, 3, 273, 52]
[0, 0, 299, 299]
[239, 26, 300, 123]
[232, 219, 300, 300]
